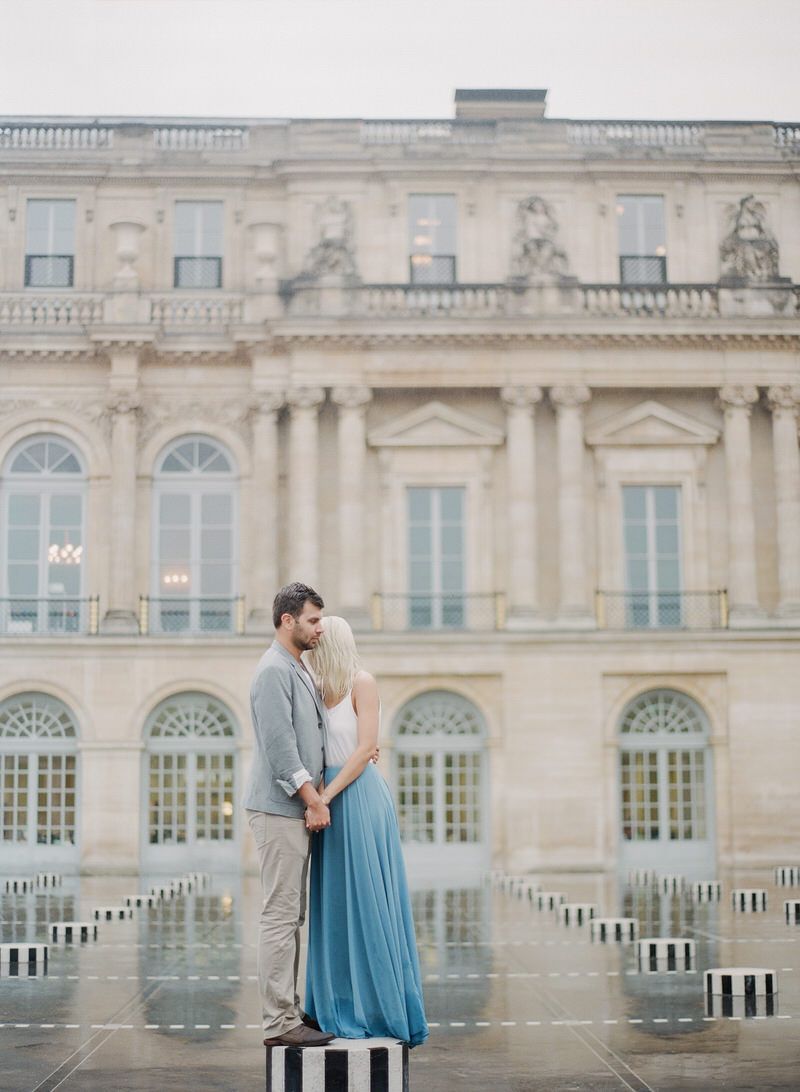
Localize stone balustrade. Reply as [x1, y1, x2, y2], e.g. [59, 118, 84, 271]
[360, 119, 497, 144]
[0, 294, 106, 327]
[0, 280, 797, 334]
[567, 121, 706, 148]
[0, 124, 113, 149]
[152, 126, 249, 151]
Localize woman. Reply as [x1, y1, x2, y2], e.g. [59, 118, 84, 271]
[303, 616, 428, 1047]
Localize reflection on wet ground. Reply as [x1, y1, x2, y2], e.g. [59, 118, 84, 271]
[1, 869, 799, 1090]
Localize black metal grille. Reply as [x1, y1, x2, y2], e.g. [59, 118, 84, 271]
[409, 254, 456, 285]
[173, 256, 222, 289]
[598, 591, 727, 630]
[619, 255, 667, 285]
[24, 255, 74, 288]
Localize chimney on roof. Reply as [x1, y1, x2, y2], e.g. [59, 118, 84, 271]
[454, 88, 548, 120]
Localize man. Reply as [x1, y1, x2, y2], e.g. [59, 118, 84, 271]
[244, 582, 335, 1048]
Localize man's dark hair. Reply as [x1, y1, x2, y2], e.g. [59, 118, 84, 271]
[272, 582, 324, 629]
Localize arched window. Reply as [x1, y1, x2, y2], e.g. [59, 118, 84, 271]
[142, 692, 238, 871]
[1, 435, 87, 634]
[151, 436, 238, 634]
[393, 690, 487, 873]
[0, 692, 80, 867]
[618, 688, 715, 874]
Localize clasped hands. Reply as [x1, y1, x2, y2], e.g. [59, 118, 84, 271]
[304, 745, 380, 831]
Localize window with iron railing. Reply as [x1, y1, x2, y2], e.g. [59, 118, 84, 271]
[616, 195, 667, 284]
[174, 201, 223, 288]
[623, 485, 682, 628]
[408, 194, 457, 284]
[25, 199, 76, 288]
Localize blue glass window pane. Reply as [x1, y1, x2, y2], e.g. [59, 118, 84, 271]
[623, 486, 647, 519]
[654, 486, 678, 519]
[408, 488, 431, 522]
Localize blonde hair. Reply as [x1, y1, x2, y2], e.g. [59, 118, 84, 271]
[305, 615, 360, 702]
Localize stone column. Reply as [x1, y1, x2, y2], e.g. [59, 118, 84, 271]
[500, 386, 543, 625]
[551, 385, 593, 623]
[719, 384, 762, 621]
[247, 390, 284, 633]
[767, 385, 800, 618]
[286, 386, 326, 588]
[332, 386, 373, 627]
[102, 388, 141, 634]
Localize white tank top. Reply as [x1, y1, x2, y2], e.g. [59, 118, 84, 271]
[324, 690, 359, 766]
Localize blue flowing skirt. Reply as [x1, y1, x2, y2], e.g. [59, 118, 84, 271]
[305, 763, 428, 1047]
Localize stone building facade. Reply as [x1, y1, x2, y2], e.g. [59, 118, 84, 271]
[0, 90, 798, 878]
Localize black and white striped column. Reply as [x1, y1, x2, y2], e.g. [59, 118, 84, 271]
[93, 906, 133, 921]
[627, 869, 656, 886]
[35, 873, 62, 889]
[659, 874, 685, 895]
[125, 894, 157, 909]
[691, 881, 722, 902]
[3, 877, 34, 894]
[149, 884, 176, 900]
[184, 871, 210, 889]
[266, 1038, 408, 1092]
[558, 903, 596, 926]
[705, 966, 778, 1017]
[534, 892, 566, 911]
[637, 937, 696, 969]
[0, 943, 48, 971]
[591, 918, 638, 942]
[784, 899, 800, 923]
[732, 889, 767, 911]
[50, 922, 98, 942]
[774, 866, 799, 886]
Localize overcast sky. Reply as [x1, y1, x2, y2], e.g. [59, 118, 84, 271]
[1, 0, 797, 121]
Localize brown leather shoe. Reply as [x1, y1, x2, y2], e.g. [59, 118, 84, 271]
[263, 1023, 335, 1048]
[301, 1012, 322, 1032]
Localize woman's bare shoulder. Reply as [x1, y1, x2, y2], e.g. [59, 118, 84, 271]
[352, 670, 378, 695]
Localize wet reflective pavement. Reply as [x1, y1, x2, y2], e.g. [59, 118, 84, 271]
[1, 870, 799, 1090]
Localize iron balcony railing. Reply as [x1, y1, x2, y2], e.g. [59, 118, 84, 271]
[24, 255, 74, 288]
[139, 596, 245, 636]
[409, 254, 457, 285]
[595, 590, 728, 631]
[371, 593, 506, 632]
[173, 256, 222, 290]
[0, 596, 99, 636]
[619, 255, 667, 285]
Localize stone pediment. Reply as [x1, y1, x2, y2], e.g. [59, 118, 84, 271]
[586, 401, 720, 447]
[368, 401, 504, 447]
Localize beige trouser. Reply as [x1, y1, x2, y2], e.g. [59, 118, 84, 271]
[247, 809, 311, 1036]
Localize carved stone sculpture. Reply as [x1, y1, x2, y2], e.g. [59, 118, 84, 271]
[299, 196, 359, 281]
[719, 195, 781, 283]
[510, 196, 570, 281]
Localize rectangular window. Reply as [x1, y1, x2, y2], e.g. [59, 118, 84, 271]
[407, 486, 465, 628]
[25, 199, 76, 287]
[408, 194, 456, 284]
[616, 195, 666, 284]
[174, 201, 223, 288]
[622, 485, 682, 628]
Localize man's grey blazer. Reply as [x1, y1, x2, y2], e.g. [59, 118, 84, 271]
[243, 640, 327, 819]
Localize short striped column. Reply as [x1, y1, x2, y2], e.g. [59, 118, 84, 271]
[627, 869, 656, 886]
[184, 871, 210, 889]
[691, 881, 722, 902]
[732, 889, 767, 911]
[705, 967, 778, 1018]
[534, 892, 566, 911]
[51, 922, 97, 942]
[591, 917, 638, 942]
[774, 866, 799, 886]
[171, 878, 193, 895]
[0, 943, 48, 969]
[558, 903, 596, 926]
[519, 881, 540, 901]
[149, 884, 176, 900]
[784, 899, 800, 923]
[125, 894, 157, 909]
[93, 906, 133, 921]
[3, 877, 34, 894]
[637, 937, 696, 970]
[35, 873, 62, 889]
[266, 1038, 408, 1092]
[659, 874, 685, 895]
